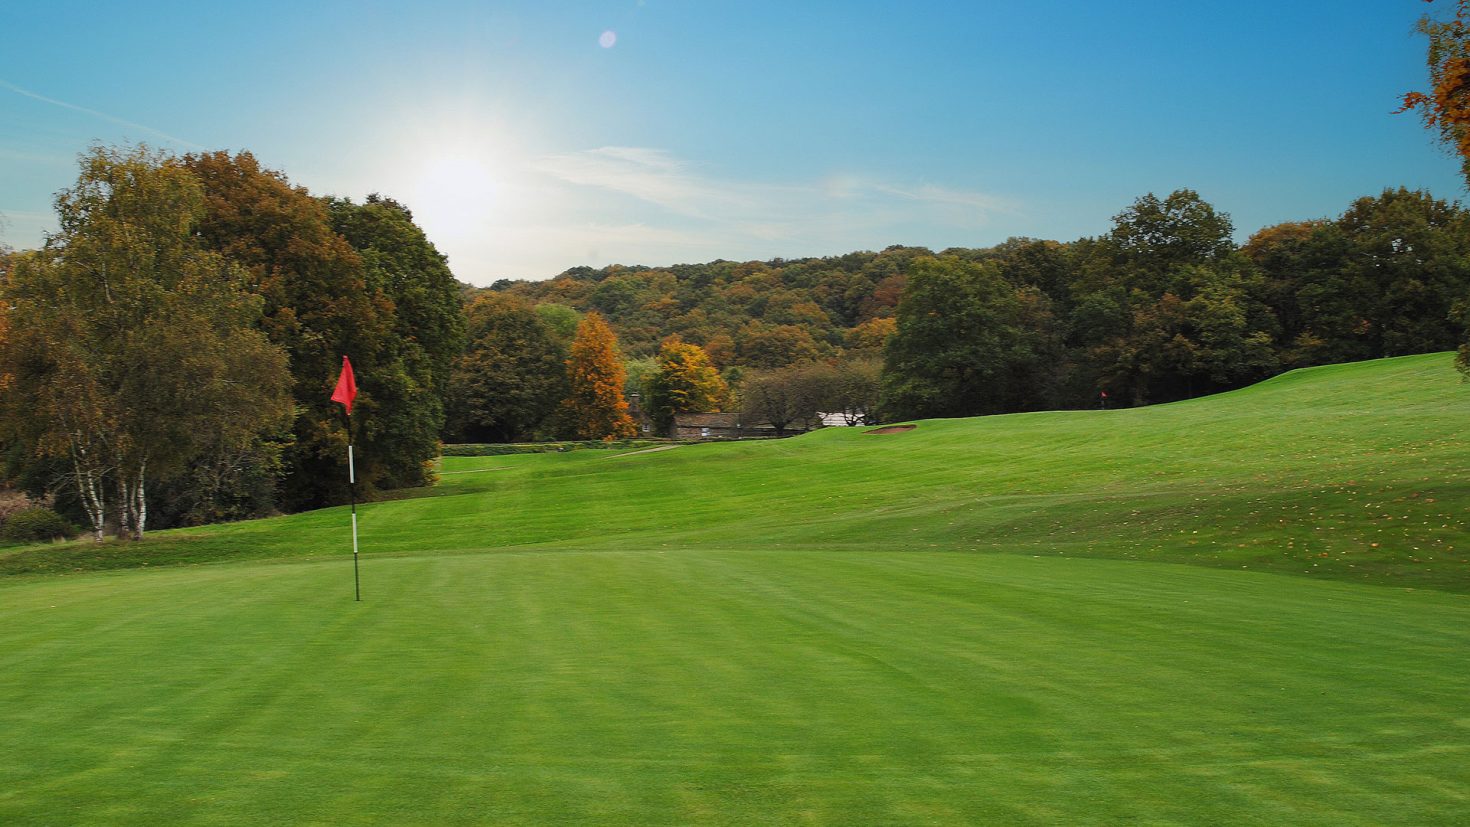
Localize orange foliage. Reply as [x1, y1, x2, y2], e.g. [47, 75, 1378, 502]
[560, 311, 637, 441]
[1401, 1, 1470, 180]
[703, 333, 737, 369]
[1240, 220, 1327, 264]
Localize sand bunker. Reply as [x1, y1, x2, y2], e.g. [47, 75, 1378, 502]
[864, 424, 916, 435]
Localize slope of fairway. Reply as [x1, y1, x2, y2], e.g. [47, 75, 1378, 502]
[1, 354, 1468, 824]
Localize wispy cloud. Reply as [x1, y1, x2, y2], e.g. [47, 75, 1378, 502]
[533, 146, 768, 218]
[0, 79, 201, 149]
[532, 145, 1013, 227]
[873, 182, 1017, 214]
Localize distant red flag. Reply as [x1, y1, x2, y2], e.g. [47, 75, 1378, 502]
[332, 355, 358, 415]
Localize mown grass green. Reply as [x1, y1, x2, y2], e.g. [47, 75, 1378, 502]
[1, 353, 1467, 824]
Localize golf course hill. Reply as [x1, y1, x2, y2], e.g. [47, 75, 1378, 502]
[1, 352, 1466, 824]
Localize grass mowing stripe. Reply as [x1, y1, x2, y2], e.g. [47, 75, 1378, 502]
[1, 550, 1467, 824]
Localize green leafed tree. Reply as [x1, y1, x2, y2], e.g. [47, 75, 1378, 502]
[881, 256, 1060, 420]
[0, 145, 293, 540]
[446, 294, 568, 443]
[534, 303, 582, 341]
[327, 194, 467, 486]
[327, 194, 466, 402]
[1072, 190, 1278, 404]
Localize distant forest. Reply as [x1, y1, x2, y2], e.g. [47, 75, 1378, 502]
[468, 186, 1470, 422]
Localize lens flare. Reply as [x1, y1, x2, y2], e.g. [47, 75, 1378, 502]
[599, 30, 617, 49]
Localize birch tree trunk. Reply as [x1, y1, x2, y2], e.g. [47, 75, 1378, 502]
[70, 437, 107, 543]
[117, 460, 147, 540]
[132, 462, 146, 540]
[116, 459, 132, 540]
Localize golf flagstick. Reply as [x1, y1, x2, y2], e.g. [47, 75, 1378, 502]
[349, 436, 359, 602]
[332, 355, 361, 601]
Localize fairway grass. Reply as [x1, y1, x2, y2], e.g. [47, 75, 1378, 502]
[3, 550, 1468, 825]
[1, 353, 1469, 823]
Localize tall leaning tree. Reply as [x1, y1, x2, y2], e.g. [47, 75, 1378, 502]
[0, 146, 292, 540]
[1400, 0, 1470, 375]
[1403, 0, 1470, 185]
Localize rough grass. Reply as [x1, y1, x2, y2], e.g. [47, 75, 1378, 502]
[1, 353, 1467, 824]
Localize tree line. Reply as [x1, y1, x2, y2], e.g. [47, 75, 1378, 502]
[0, 146, 465, 539]
[473, 185, 1470, 428]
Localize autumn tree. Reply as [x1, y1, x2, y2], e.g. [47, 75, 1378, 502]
[1241, 220, 1334, 363]
[1402, 0, 1470, 185]
[0, 145, 292, 540]
[559, 311, 638, 440]
[1400, 2, 1470, 376]
[644, 337, 731, 434]
[844, 317, 897, 354]
[736, 321, 822, 368]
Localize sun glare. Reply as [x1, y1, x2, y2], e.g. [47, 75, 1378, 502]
[409, 151, 500, 240]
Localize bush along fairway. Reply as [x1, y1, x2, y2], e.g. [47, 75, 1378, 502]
[0, 353, 1467, 824]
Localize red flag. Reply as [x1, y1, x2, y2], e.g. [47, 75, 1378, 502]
[332, 355, 358, 415]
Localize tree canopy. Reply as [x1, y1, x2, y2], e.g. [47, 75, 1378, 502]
[0, 146, 292, 540]
[182, 151, 452, 506]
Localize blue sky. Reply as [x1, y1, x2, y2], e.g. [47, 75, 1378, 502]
[0, 1, 1463, 284]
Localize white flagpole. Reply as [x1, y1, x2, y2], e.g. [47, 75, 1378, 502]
[349, 434, 360, 602]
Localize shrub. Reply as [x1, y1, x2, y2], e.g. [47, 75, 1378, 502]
[1, 507, 74, 543]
